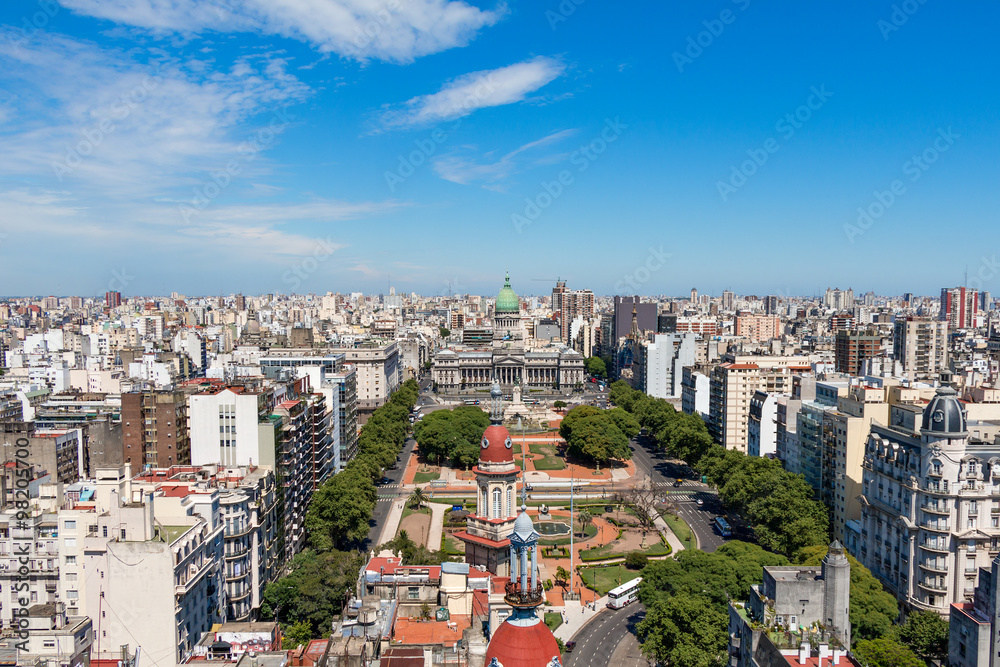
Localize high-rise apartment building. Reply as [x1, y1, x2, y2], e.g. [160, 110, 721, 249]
[893, 317, 949, 380]
[859, 386, 1000, 617]
[721, 290, 735, 311]
[104, 291, 122, 308]
[834, 329, 882, 376]
[708, 355, 810, 452]
[639, 333, 697, 399]
[121, 389, 191, 471]
[941, 286, 980, 329]
[736, 314, 781, 343]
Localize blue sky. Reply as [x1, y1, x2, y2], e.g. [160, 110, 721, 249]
[0, 0, 997, 298]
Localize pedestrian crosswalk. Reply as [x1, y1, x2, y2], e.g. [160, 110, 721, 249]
[652, 479, 701, 489]
[377, 495, 399, 502]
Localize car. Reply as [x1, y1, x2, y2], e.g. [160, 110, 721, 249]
[696, 498, 704, 506]
[378, 476, 393, 485]
[564, 641, 575, 653]
[673, 479, 683, 487]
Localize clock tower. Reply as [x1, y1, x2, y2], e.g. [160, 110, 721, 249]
[454, 381, 519, 576]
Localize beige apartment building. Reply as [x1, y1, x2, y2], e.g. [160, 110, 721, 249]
[708, 355, 811, 452]
[735, 314, 781, 343]
[893, 317, 948, 380]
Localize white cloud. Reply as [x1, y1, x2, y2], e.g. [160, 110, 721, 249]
[56, 0, 504, 63]
[379, 56, 565, 130]
[433, 129, 576, 187]
[0, 31, 308, 196]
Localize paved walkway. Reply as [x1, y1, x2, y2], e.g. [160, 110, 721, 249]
[377, 497, 407, 546]
[652, 507, 685, 555]
[426, 502, 448, 551]
[552, 595, 609, 642]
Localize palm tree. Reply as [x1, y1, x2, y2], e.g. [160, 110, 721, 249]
[408, 488, 428, 509]
[576, 510, 593, 538]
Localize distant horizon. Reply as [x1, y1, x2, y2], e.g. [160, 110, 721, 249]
[2, 2, 998, 296]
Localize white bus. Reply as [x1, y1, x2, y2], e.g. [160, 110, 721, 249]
[607, 577, 642, 609]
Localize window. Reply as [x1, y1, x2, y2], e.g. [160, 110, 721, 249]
[43, 641, 55, 649]
[407, 587, 419, 600]
[493, 488, 502, 519]
[64, 520, 76, 531]
[102, 526, 108, 538]
[65, 555, 76, 564]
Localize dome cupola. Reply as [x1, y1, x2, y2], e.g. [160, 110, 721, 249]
[920, 385, 968, 439]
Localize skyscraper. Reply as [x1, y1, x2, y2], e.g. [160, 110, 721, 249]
[940, 286, 979, 329]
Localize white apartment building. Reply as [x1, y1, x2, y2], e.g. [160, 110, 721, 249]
[336, 343, 401, 414]
[641, 333, 697, 399]
[860, 386, 1000, 617]
[747, 390, 777, 457]
[681, 366, 710, 418]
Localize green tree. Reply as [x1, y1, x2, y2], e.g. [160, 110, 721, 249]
[439, 327, 450, 338]
[625, 551, 648, 570]
[584, 356, 607, 379]
[281, 620, 313, 649]
[567, 414, 630, 467]
[897, 610, 948, 660]
[605, 407, 641, 439]
[306, 470, 376, 551]
[559, 405, 601, 442]
[608, 380, 640, 411]
[576, 510, 593, 538]
[262, 549, 363, 639]
[553, 400, 567, 409]
[852, 637, 924, 667]
[408, 488, 428, 509]
[638, 593, 728, 667]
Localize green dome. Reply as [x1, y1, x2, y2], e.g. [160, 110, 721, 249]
[496, 272, 520, 314]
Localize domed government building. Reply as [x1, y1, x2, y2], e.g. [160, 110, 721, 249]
[432, 273, 584, 391]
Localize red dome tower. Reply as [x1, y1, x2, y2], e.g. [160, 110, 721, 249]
[483, 510, 562, 667]
[454, 381, 519, 576]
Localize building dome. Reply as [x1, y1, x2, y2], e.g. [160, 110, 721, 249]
[480, 424, 515, 464]
[484, 615, 562, 667]
[920, 385, 968, 439]
[513, 511, 535, 541]
[496, 273, 520, 314]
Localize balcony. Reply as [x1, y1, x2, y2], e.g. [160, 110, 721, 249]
[919, 540, 949, 553]
[921, 503, 949, 515]
[919, 560, 948, 574]
[916, 579, 948, 592]
[919, 519, 950, 532]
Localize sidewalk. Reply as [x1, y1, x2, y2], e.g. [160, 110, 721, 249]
[377, 497, 407, 546]
[425, 502, 448, 551]
[553, 595, 609, 642]
[651, 508, 685, 555]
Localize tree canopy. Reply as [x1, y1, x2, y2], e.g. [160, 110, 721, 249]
[584, 355, 607, 379]
[638, 542, 788, 667]
[413, 404, 490, 467]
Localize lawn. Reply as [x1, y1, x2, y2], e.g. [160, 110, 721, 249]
[544, 612, 563, 632]
[578, 565, 641, 596]
[442, 534, 465, 556]
[580, 535, 670, 562]
[413, 470, 440, 484]
[531, 443, 566, 471]
[662, 513, 694, 545]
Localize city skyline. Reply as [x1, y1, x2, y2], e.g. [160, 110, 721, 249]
[2, 1, 998, 296]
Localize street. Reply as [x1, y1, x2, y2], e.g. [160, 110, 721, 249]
[627, 433, 731, 553]
[565, 603, 645, 667]
[362, 434, 416, 549]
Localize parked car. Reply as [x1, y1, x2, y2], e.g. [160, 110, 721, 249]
[378, 476, 393, 485]
[564, 641, 576, 653]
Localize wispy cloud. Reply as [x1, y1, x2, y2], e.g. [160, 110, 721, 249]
[378, 56, 566, 130]
[433, 129, 576, 188]
[57, 0, 505, 64]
